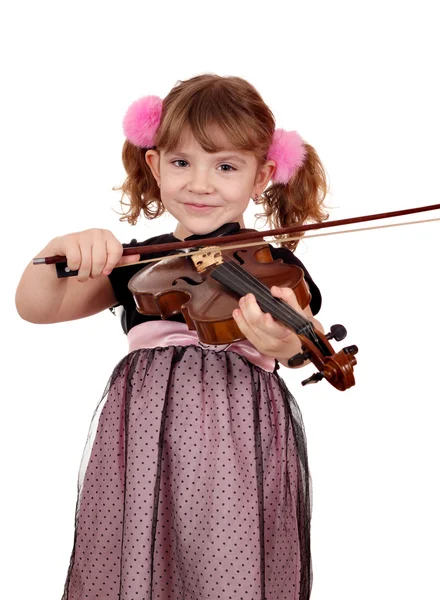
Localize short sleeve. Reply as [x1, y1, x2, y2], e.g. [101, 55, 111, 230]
[107, 254, 136, 309]
[107, 233, 176, 310]
[269, 246, 322, 315]
[107, 233, 183, 334]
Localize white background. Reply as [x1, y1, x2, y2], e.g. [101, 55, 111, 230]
[1, 1, 439, 598]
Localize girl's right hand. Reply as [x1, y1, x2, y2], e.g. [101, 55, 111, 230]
[51, 228, 141, 282]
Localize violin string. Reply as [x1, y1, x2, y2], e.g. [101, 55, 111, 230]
[118, 216, 440, 269]
[220, 259, 311, 330]
[218, 268, 310, 334]
[227, 265, 322, 347]
[215, 259, 321, 344]
[216, 261, 326, 351]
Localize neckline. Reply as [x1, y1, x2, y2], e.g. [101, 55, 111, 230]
[171, 222, 243, 243]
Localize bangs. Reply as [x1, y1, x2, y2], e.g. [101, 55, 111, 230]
[155, 77, 275, 157]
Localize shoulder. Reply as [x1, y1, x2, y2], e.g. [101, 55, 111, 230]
[122, 233, 176, 256]
[108, 232, 176, 306]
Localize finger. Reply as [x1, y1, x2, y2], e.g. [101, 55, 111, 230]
[62, 238, 82, 272]
[77, 243, 92, 282]
[238, 293, 263, 324]
[260, 311, 293, 339]
[90, 239, 108, 279]
[249, 305, 293, 343]
[271, 285, 303, 312]
[232, 307, 264, 347]
[236, 296, 289, 347]
[102, 238, 126, 275]
[239, 294, 290, 338]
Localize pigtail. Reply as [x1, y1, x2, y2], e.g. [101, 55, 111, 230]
[113, 140, 163, 225]
[258, 142, 329, 251]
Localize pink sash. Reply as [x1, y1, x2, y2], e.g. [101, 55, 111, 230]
[127, 321, 276, 372]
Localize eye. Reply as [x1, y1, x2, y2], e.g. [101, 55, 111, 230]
[172, 159, 188, 167]
[218, 164, 235, 172]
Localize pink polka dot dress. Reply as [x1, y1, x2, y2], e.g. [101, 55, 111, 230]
[61, 229, 321, 600]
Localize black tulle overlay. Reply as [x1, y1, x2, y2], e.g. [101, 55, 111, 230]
[62, 346, 312, 600]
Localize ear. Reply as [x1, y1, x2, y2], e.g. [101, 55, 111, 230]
[254, 159, 276, 196]
[145, 149, 161, 185]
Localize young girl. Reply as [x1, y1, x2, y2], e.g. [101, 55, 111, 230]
[16, 74, 328, 600]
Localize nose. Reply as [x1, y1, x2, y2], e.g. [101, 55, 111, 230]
[187, 167, 214, 195]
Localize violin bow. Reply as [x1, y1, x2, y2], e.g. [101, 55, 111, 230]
[33, 203, 440, 267]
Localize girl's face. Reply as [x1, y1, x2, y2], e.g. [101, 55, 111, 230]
[146, 128, 275, 239]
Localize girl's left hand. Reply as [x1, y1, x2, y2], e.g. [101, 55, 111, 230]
[232, 285, 319, 363]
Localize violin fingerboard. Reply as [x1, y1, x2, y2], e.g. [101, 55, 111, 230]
[211, 263, 312, 335]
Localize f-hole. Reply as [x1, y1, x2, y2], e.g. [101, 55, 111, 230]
[232, 250, 247, 265]
[173, 277, 204, 287]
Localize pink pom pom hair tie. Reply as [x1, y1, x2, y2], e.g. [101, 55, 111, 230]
[122, 96, 305, 184]
[267, 129, 306, 184]
[122, 95, 163, 148]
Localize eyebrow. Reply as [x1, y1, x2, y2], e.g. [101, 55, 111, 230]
[170, 150, 248, 166]
[218, 154, 248, 165]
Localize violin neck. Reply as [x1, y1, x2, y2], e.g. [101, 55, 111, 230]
[211, 262, 314, 336]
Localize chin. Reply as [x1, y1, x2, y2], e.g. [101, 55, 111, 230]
[183, 221, 220, 236]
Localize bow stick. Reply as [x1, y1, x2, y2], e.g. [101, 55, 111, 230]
[33, 203, 440, 266]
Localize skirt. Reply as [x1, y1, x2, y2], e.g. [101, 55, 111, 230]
[61, 323, 312, 600]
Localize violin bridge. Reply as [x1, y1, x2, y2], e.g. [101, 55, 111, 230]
[190, 246, 224, 273]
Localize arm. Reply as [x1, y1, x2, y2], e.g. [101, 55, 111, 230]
[15, 229, 140, 324]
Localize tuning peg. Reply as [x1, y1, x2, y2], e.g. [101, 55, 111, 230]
[343, 345, 358, 355]
[325, 324, 347, 342]
[287, 351, 310, 368]
[301, 372, 325, 386]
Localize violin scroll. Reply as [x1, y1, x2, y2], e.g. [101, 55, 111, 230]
[292, 326, 358, 391]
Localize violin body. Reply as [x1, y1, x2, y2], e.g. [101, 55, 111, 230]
[128, 243, 312, 345]
[127, 234, 358, 391]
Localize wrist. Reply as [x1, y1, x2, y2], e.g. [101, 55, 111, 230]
[272, 334, 306, 369]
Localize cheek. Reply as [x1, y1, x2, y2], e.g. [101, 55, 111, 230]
[224, 175, 254, 196]
[222, 192, 251, 214]
[161, 172, 182, 194]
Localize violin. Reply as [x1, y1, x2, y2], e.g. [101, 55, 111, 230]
[127, 232, 358, 391]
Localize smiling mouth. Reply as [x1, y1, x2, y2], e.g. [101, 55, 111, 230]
[183, 203, 218, 210]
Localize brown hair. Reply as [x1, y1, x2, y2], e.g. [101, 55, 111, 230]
[115, 73, 328, 249]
